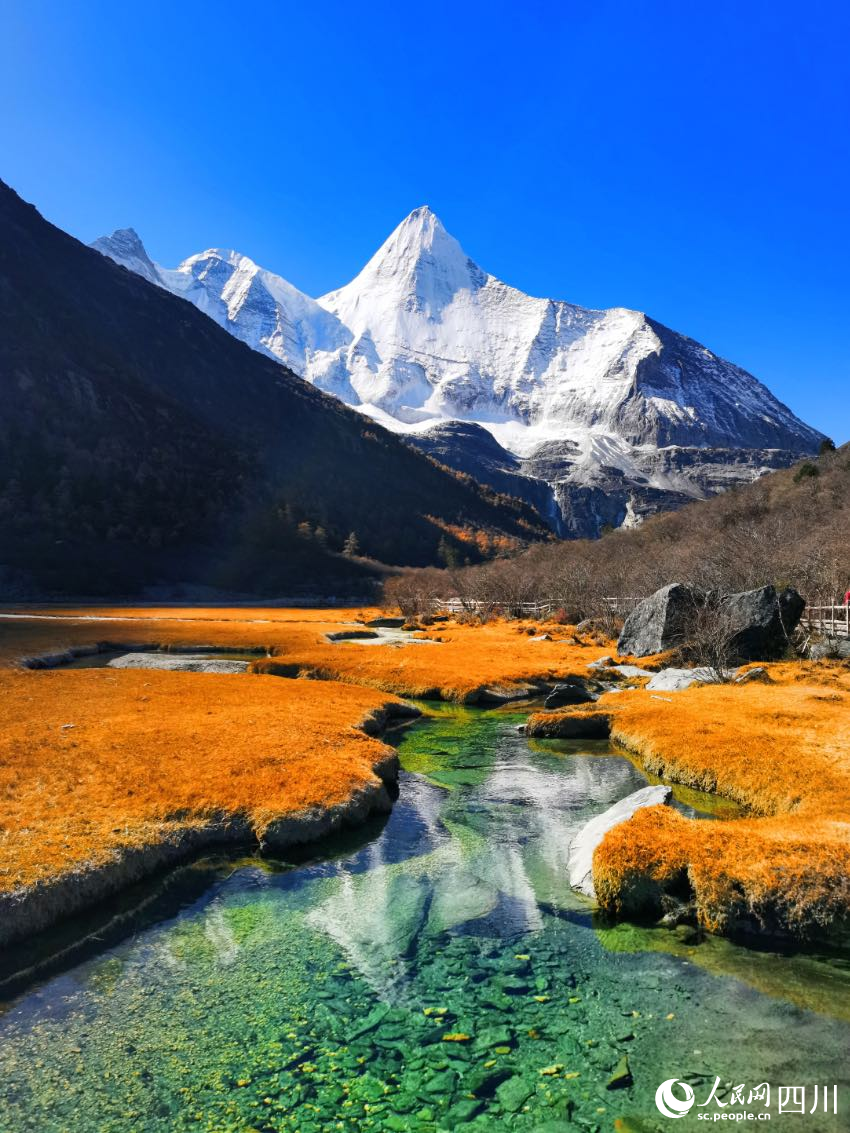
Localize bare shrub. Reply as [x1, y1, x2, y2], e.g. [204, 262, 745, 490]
[679, 592, 738, 682]
[381, 444, 850, 623]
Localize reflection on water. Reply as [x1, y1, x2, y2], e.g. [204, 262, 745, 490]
[0, 701, 849, 1131]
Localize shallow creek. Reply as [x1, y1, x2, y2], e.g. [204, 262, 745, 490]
[1, 702, 849, 1131]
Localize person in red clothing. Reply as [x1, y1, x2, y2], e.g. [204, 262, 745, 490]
[844, 588, 850, 606]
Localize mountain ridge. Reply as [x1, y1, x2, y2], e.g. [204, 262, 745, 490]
[94, 208, 824, 536]
[0, 180, 549, 597]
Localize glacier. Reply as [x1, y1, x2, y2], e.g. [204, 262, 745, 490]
[91, 208, 824, 537]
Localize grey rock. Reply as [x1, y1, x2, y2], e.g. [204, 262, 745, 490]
[365, 616, 406, 628]
[617, 582, 701, 657]
[545, 681, 597, 708]
[325, 629, 380, 641]
[733, 666, 771, 684]
[471, 682, 545, 704]
[618, 582, 805, 662]
[809, 637, 850, 660]
[721, 585, 805, 661]
[107, 653, 249, 674]
[526, 712, 611, 740]
[646, 667, 716, 691]
[568, 785, 672, 899]
[610, 663, 654, 679]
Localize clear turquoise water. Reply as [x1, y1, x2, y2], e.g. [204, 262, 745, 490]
[1, 701, 849, 1132]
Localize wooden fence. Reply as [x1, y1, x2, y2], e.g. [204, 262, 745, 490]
[429, 597, 643, 617]
[429, 597, 850, 638]
[802, 605, 850, 639]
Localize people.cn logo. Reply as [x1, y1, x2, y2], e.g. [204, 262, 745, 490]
[655, 1078, 696, 1118]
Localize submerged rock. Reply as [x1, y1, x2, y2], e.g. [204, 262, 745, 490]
[496, 1074, 534, 1113]
[568, 785, 672, 899]
[606, 1053, 633, 1089]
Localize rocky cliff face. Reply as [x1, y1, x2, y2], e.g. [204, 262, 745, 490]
[94, 207, 824, 537]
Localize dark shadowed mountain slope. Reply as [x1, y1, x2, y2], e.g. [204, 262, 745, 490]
[0, 181, 548, 596]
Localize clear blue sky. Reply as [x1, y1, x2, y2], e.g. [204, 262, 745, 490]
[2, 0, 848, 441]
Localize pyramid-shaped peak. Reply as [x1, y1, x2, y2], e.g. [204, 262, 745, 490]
[97, 227, 148, 255]
[90, 227, 160, 284]
[391, 204, 450, 246]
[318, 205, 487, 321]
[350, 204, 477, 284]
[112, 225, 143, 242]
[402, 204, 443, 225]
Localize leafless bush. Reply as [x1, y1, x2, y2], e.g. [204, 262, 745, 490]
[679, 593, 739, 682]
[381, 445, 850, 622]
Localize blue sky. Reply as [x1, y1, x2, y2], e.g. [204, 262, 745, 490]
[2, 0, 848, 442]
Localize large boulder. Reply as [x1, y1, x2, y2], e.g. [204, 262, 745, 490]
[617, 583, 701, 657]
[722, 585, 804, 662]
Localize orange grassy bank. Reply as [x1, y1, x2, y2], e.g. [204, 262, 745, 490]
[0, 667, 409, 946]
[0, 607, 607, 700]
[530, 663, 850, 938]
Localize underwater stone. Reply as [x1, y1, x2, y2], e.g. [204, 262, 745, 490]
[496, 1074, 535, 1112]
[606, 1053, 633, 1089]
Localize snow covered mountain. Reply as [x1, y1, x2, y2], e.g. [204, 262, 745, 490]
[92, 208, 824, 536]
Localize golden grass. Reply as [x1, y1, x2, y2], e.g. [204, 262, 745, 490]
[0, 608, 605, 701]
[4, 606, 849, 939]
[0, 606, 383, 666]
[0, 668, 400, 895]
[253, 618, 606, 700]
[578, 664, 850, 935]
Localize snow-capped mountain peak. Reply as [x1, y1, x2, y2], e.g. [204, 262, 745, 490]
[91, 210, 824, 537]
[319, 205, 487, 327]
[91, 227, 161, 286]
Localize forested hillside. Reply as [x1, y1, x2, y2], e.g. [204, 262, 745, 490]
[0, 182, 548, 596]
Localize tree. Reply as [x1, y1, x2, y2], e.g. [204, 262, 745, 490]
[343, 531, 361, 557]
[819, 438, 837, 455]
[437, 535, 460, 568]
